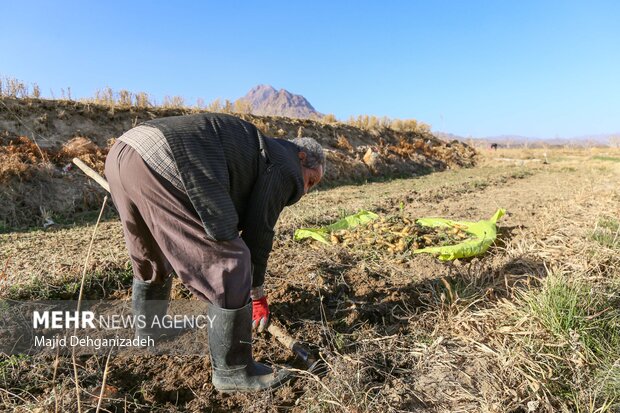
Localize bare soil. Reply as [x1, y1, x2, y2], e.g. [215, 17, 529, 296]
[2, 147, 619, 412]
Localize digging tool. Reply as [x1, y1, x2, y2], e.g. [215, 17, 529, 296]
[71, 157, 327, 375]
[73, 158, 110, 192]
[266, 323, 326, 376]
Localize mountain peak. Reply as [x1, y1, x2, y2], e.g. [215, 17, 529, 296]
[237, 85, 321, 119]
[249, 84, 277, 94]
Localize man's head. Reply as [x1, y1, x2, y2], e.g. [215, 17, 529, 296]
[291, 137, 326, 194]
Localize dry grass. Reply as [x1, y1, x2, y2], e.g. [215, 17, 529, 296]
[0, 135, 109, 229]
[0, 136, 49, 183]
[293, 206, 618, 411]
[0, 135, 108, 183]
[285, 151, 620, 412]
[0, 146, 618, 411]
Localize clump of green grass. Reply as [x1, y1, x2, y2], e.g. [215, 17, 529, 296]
[523, 274, 620, 406]
[0, 355, 30, 383]
[5, 267, 134, 300]
[509, 169, 534, 179]
[591, 217, 620, 249]
[527, 276, 589, 337]
[600, 362, 620, 400]
[592, 156, 620, 163]
[469, 179, 489, 189]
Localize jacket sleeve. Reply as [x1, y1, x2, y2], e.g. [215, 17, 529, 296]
[241, 166, 295, 287]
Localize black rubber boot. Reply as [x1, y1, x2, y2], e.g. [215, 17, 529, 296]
[131, 275, 180, 341]
[208, 302, 290, 392]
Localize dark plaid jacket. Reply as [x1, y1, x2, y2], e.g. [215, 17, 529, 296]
[143, 113, 304, 287]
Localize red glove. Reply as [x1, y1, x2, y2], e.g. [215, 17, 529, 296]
[252, 297, 269, 332]
[251, 285, 269, 333]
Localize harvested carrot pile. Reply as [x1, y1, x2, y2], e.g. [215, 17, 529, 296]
[328, 215, 468, 253]
[295, 209, 505, 260]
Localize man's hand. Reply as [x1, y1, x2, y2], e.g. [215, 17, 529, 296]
[251, 285, 269, 333]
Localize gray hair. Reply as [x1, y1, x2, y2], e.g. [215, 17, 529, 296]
[291, 137, 326, 171]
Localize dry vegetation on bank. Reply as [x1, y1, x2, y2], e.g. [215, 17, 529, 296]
[0, 92, 476, 231]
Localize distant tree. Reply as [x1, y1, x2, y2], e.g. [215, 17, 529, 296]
[134, 92, 151, 108]
[118, 90, 132, 107]
[322, 113, 337, 124]
[379, 116, 391, 129]
[233, 99, 252, 114]
[207, 98, 222, 112]
[3, 77, 28, 98]
[95, 87, 115, 106]
[163, 95, 185, 108]
[32, 83, 41, 98]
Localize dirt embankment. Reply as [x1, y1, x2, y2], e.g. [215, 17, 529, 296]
[0, 98, 477, 228]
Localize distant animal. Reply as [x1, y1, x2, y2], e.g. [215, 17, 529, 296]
[490, 143, 498, 150]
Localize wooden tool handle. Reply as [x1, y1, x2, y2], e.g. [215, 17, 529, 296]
[267, 323, 297, 350]
[72, 157, 110, 193]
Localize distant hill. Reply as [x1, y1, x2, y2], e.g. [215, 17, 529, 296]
[482, 134, 619, 147]
[236, 84, 322, 119]
[435, 131, 619, 147]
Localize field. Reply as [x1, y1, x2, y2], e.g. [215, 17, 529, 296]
[1, 147, 619, 412]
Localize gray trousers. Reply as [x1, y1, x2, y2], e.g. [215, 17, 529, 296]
[104, 141, 251, 309]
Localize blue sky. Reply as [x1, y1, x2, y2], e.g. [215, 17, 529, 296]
[1, 0, 618, 138]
